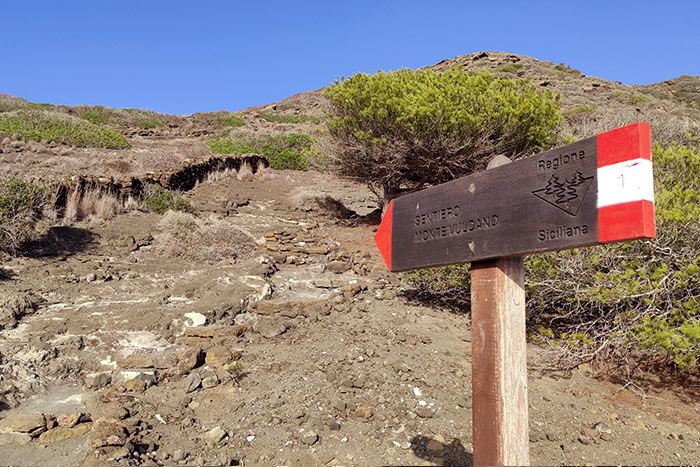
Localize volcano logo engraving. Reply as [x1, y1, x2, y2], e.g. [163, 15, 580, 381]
[532, 171, 594, 216]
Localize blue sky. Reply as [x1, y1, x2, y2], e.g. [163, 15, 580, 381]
[2, 1, 698, 115]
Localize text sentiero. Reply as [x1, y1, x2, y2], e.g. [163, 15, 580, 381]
[414, 205, 499, 243]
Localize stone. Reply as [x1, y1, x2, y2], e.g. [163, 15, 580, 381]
[91, 419, 127, 448]
[121, 352, 177, 369]
[124, 378, 149, 392]
[314, 279, 333, 288]
[86, 273, 97, 283]
[253, 317, 287, 338]
[185, 372, 202, 393]
[326, 261, 351, 274]
[257, 298, 324, 316]
[39, 422, 92, 443]
[93, 404, 129, 421]
[353, 406, 373, 419]
[85, 372, 112, 389]
[302, 431, 319, 445]
[205, 346, 240, 366]
[172, 449, 187, 462]
[202, 374, 220, 389]
[204, 426, 227, 445]
[45, 415, 57, 430]
[329, 422, 341, 431]
[0, 431, 32, 445]
[426, 439, 444, 451]
[56, 413, 81, 428]
[578, 435, 593, 445]
[0, 412, 46, 433]
[306, 245, 329, 255]
[176, 348, 203, 375]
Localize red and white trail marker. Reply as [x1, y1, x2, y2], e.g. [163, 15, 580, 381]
[374, 122, 655, 466]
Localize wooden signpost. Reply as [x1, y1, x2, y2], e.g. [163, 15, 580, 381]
[374, 122, 655, 466]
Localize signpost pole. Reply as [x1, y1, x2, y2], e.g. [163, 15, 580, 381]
[470, 257, 529, 466]
[470, 155, 529, 466]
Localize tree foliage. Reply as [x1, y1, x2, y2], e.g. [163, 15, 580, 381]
[324, 68, 561, 200]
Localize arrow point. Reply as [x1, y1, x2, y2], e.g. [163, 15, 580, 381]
[374, 200, 393, 271]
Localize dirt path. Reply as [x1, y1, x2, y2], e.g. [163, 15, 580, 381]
[1, 168, 699, 466]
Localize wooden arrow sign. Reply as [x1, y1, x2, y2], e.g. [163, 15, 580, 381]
[375, 122, 655, 272]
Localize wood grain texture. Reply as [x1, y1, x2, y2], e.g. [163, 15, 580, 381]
[390, 136, 598, 271]
[471, 257, 529, 466]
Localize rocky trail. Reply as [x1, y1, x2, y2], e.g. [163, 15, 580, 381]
[0, 165, 699, 466]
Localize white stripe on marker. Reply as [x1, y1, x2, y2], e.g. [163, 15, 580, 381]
[597, 158, 654, 208]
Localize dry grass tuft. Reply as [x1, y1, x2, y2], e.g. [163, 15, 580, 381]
[156, 211, 257, 263]
[61, 187, 131, 223]
[236, 161, 255, 181]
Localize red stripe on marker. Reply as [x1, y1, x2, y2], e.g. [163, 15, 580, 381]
[598, 200, 656, 243]
[596, 122, 651, 168]
[374, 200, 393, 270]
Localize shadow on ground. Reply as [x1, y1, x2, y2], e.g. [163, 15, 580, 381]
[19, 226, 95, 258]
[315, 196, 382, 225]
[410, 435, 473, 466]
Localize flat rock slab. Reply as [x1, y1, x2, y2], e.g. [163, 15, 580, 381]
[39, 422, 92, 444]
[253, 318, 288, 338]
[205, 346, 241, 366]
[119, 352, 178, 369]
[0, 413, 46, 433]
[256, 298, 327, 317]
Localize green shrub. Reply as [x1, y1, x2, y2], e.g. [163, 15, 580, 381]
[219, 115, 246, 127]
[0, 178, 48, 253]
[615, 91, 649, 105]
[494, 63, 523, 73]
[81, 106, 112, 124]
[324, 68, 561, 203]
[206, 133, 315, 170]
[0, 111, 130, 149]
[406, 144, 700, 375]
[139, 184, 194, 214]
[137, 118, 165, 129]
[561, 105, 595, 116]
[258, 112, 322, 124]
[552, 62, 582, 76]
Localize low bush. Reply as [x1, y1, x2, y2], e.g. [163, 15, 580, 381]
[0, 110, 130, 149]
[324, 68, 561, 203]
[494, 63, 523, 73]
[552, 62, 582, 76]
[405, 144, 700, 376]
[139, 184, 194, 214]
[156, 211, 256, 263]
[206, 133, 315, 170]
[0, 178, 49, 253]
[258, 112, 322, 124]
[615, 91, 650, 106]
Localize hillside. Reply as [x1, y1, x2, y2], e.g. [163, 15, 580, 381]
[1, 53, 700, 466]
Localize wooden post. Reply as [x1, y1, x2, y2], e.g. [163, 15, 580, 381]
[470, 257, 529, 466]
[470, 154, 529, 466]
